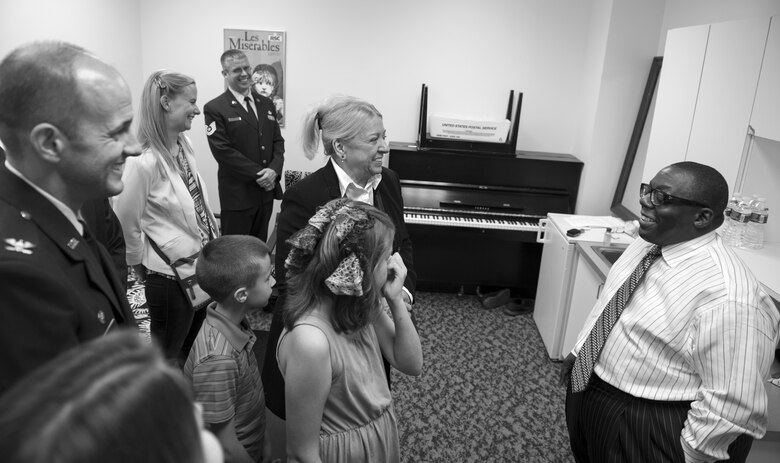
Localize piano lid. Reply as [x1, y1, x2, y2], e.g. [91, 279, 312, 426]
[389, 142, 583, 214]
[401, 180, 570, 218]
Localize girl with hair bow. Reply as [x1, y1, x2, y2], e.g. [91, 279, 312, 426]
[276, 198, 423, 463]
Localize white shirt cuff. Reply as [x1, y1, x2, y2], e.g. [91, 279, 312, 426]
[402, 287, 413, 305]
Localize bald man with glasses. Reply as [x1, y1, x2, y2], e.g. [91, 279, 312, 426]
[561, 162, 780, 463]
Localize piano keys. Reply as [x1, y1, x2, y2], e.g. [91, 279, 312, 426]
[389, 142, 583, 296]
[404, 208, 540, 233]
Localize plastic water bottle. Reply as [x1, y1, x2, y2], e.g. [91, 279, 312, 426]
[726, 196, 752, 248]
[744, 198, 769, 249]
[746, 194, 760, 215]
[722, 193, 742, 241]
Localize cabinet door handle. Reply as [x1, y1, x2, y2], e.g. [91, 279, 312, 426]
[596, 283, 604, 299]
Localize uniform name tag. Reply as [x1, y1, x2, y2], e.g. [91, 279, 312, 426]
[228, 116, 242, 122]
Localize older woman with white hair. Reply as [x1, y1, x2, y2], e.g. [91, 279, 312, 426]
[261, 95, 417, 459]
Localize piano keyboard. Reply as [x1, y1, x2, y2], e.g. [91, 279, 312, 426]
[404, 212, 541, 232]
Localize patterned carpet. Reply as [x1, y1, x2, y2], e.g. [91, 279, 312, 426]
[128, 278, 574, 462]
[391, 292, 575, 463]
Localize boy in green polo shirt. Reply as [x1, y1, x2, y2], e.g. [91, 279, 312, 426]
[184, 235, 274, 463]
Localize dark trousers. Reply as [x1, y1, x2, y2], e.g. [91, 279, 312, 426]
[566, 375, 753, 463]
[145, 274, 207, 367]
[221, 203, 273, 242]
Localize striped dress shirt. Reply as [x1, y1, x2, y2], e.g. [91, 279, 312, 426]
[573, 232, 780, 462]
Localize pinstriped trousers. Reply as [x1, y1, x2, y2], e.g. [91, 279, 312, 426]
[565, 375, 753, 463]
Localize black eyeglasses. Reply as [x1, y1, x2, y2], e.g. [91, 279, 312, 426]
[640, 183, 709, 208]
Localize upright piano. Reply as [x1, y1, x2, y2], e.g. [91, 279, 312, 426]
[389, 142, 583, 297]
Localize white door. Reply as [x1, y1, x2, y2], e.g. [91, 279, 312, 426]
[533, 220, 576, 360]
[685, 17, 770, 191]
[750, 16, 780, 142]
[561, 252, 603, 357]
[643, 24, 709, 183]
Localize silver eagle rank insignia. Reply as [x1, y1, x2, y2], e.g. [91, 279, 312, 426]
[4, 238, 35, 255]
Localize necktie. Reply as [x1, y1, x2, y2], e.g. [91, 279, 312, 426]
[244, 96, 258, 126]
[570, 244, 662, 393]
[175, 144, 216, 243]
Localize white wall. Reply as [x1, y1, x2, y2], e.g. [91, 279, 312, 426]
[573, 0, 665, 215]
[137, 0, 595, 215]
[0, 0, 144, 107]
[3, 0, 780, 219]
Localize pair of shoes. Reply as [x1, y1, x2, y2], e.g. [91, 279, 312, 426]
[503, 298, 534, 316]
[477, 288, 511, 309]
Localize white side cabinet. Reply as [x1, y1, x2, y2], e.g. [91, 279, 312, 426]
[685, 17, 769, 190]
[560, 248, 603, 357]
[642, 25, 708, 183]
[750, 16, 780, 142]
[643, 17, 772, 192]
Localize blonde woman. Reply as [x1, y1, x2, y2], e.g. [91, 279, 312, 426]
[114, 71, 219, 366]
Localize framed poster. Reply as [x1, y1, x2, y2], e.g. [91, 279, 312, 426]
[223, 29, 286, 126]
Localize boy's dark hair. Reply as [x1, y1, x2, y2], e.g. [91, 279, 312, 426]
[197, 235, 270, 303]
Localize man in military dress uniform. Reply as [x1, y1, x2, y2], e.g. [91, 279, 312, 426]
[0, 41, 139, 395]
[204, 49, 284, 241]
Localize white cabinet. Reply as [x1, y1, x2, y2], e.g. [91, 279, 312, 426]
[642, 25, 708, 182]
[533, 214, 632, 360]
[685, 17, 769, 190]
[750, 16, 780, 142]
[534, 218, 579, 360]
[560, 248, 603, 357]
[643, 17, 771, 192]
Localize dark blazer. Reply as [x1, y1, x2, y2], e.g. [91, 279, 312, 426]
[0, 165, 135, 394]
[274, 161, 415, 294]
[262, 160, 416, 418]
[81, 198, 127, 284]
[203, 89, 285, 211]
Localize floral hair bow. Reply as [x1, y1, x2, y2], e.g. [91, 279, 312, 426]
[285, 199, 375, 296]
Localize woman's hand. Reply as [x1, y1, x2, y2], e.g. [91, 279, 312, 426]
[381, 253, 406, 302]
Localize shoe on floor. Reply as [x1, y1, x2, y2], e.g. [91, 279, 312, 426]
[503, 298, 534, 316]
[479, 288, 511, 309]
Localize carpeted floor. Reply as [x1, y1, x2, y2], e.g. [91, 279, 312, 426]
[390, 292, 574, 463]
[247, 291, 574, 462]
[129, 276, 574, 462]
